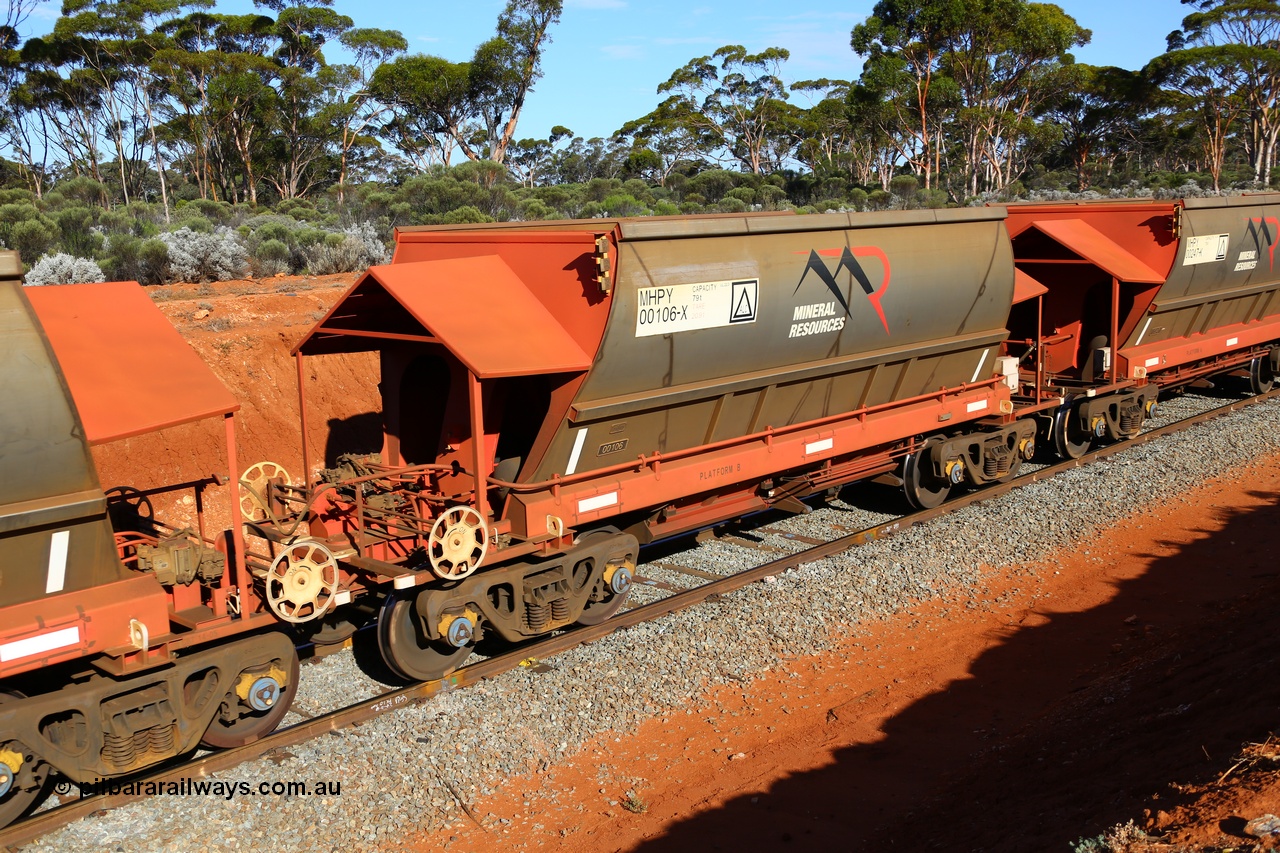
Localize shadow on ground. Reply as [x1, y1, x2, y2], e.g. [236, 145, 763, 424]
[635, 490, 1280, 852]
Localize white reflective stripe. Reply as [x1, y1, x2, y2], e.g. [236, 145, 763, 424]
[0, 626, 81, 663]
[805, 438, 834, 455]
[1134, 317, 1152, 347]
[577, 492, 618, 514]
[45, 530, 69, 594]
[565, 428, 588, 476]
[970, 348, 990, 383]
[966, 400, 988, 413]
[1145, 356, 1161, 367]
[1226, 337, 1239, 347]
[333, 590, 352, 606]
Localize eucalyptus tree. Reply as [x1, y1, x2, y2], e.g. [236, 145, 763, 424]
[473, 0, 561, 164]
[615, 96, 716, 185]
[0, 0, 44, 181]
[790, 77, 898, 187]
[852, 0, 963, 189]
[371, 0, 561, 167]
[506, 124, 571, 186]
[939, 0, 1089, 196]
[1149, 22, 1252, 190]
[370, 54, 477, 164]
[321, 26, 406, 204]
[652, 44, 795, 174]
[1169, 0, 1280, 184]
[1045, 64, 1151, 189]
[253, 0, 352, 199]
[13, 34, 112, 193]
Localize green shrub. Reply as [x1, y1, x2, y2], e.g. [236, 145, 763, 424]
[175, 214, 214, 233]
[275, 199, 321, 222]
[101, 235, 170, 285]
[97, 209, 132, 234]
[177, 198, 234, 224]
[53, 207, 102, 257]
[436, 205, 494, 224]
[601, 193, 648, 217]
[757, 185, 788, 210]
[685, 170, 737, 203]
[0, 189, 33, 206]
[10, 218, 58, 263]
[57, 176, 108, 206]
[519, 198, 555, 220]
[252, 238, 291, 276]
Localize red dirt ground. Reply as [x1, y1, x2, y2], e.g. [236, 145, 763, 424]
[93, 276, 1280, 852]
[410, 456, 1280, 853]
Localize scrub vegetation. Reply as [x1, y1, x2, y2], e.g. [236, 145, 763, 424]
[0, 0, 1273, 283]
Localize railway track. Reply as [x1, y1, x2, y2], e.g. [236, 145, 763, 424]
[3, 386, 1275, 850]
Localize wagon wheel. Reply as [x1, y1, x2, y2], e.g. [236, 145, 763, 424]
[0, 691, 53, 829]
[105, 486, 156, 533]
[1053, 400, 1093, 460]
[239, 461, 291, 523]
[265, 540, 339, 624]
[377, 591, 472, 682]
[575, 530, 634, 627]
[902, 439, 951, 510]
[294, 603, 376, 647]
[1249, 355, 1275, 395]
[427, 506, 489, 580]
[199, 647, 299, 750]
[577, 587, 631, 626]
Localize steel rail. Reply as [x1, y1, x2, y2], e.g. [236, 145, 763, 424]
[3, 386, 1276, 850]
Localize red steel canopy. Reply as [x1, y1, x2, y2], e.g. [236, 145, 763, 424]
[1026, 218, 1165, 283]
[1012, 268, 1049, 303]
[295, 255, 593, 378]
[25, 281, 239, 445]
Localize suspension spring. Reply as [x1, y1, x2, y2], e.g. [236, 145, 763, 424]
[551, 598, 570, 623]
[148, 724, 175, 755]
[102, 733, 136, 768]
[526, 601, 548, 632]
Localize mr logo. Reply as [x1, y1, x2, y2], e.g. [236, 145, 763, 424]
[1247, 216, 1279, 270]
[794, 247, 892, 335]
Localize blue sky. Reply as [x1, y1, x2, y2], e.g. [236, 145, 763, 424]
[31, 0, 1193, 143]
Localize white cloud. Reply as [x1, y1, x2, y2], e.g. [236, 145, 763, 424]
[416, 35, 441, 43]
[566, 0, 627, 8]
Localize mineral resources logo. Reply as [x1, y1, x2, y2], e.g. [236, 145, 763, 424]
[792, 247, 892, 337]
[1246, 216, 1279, 271]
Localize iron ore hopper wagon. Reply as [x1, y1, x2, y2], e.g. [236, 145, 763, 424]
[5, 193, 1280, 830]
[0, 257, 298, 826]
[1003, 194, 1280, 457]
[263, 208, 1035, 682]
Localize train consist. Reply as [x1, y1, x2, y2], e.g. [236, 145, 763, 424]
[3, 193, 1279, 826]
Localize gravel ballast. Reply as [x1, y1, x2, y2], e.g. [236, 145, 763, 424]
[22, 387, 1280, 853]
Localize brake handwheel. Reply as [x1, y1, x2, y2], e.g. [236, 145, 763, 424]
[427, 506, 489, 580]
[239, 461, 292, 522]
[105, 485, 155, 532]
[265, 539, 339, 624]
